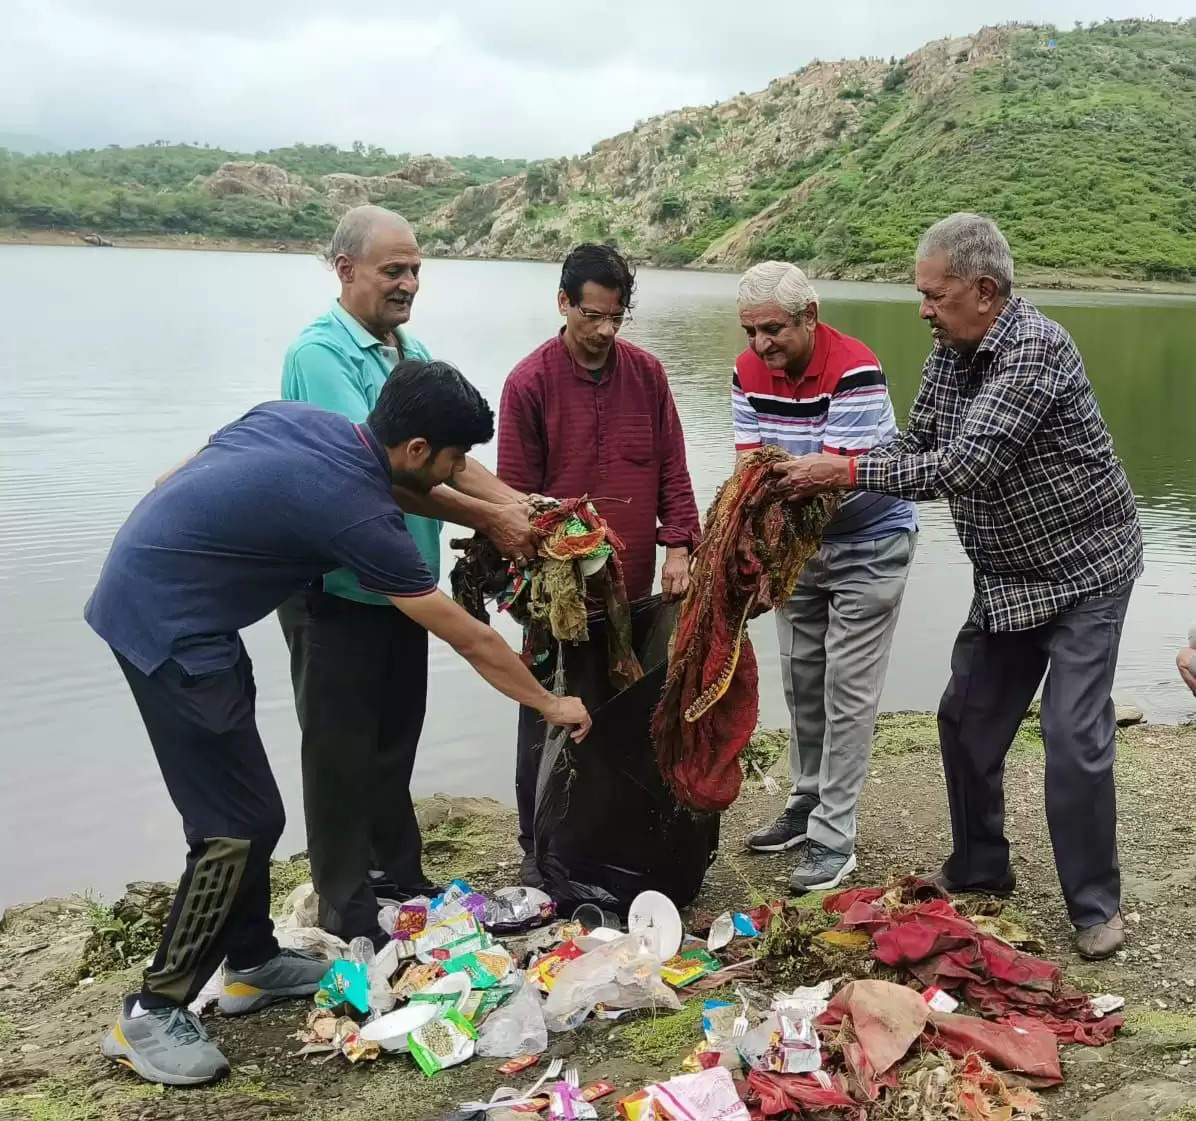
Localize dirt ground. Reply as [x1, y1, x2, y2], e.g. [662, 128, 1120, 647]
[4, 713, 1196, 1121]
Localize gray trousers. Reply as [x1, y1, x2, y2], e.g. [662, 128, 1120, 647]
[777, 530, 916, 854]
[938, 584, 1133, 929]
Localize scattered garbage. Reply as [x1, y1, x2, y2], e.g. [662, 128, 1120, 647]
[275, 871, 1120, 1116]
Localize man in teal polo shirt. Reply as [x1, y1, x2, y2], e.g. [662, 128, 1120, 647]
[279, 205, 529, 941]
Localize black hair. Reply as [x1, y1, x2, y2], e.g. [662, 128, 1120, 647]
[559, 243, 636, 309]
[367, 360, 494, 452]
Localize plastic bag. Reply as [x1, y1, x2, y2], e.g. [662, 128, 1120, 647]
[543, 933, 681, 1033]
[531, 598, 720, 915]
[477, 975, 549, 1057]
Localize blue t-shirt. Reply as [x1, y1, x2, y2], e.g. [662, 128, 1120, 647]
[85, 401, 436, 676]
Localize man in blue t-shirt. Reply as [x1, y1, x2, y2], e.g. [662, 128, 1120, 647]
[85, 363, 589, 1087]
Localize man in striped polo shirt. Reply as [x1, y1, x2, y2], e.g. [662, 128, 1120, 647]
[734, 262, 917, 892]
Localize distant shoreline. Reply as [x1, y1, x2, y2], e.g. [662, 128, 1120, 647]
[3, 226, 1195, 297]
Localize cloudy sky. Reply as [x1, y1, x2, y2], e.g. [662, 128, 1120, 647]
[3, 0, 1189, 158]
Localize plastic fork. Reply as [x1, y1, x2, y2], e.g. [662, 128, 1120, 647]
[457, 1058, 563, 1112]
[565, 1066, 580, 1088]
[732, 990, 751, 1037]
[751, 759, 782, 796]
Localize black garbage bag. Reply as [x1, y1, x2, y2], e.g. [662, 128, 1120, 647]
[531, 596, 720, 916]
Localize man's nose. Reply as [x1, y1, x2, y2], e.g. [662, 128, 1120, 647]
[919, 299, 933, 320]
[753, 334, 770, 354]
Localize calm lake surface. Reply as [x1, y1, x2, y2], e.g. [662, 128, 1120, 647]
[2, 245, 1194, 909]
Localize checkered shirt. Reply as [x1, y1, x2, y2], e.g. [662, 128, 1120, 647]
[857, 297, 1142, 632]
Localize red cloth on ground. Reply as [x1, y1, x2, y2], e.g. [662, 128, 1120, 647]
[925, 1010, 1062, 1087]
[825, 879, 1123, 1046]
[745, 1070, 863, 1119]
[652, 449, 837, 811]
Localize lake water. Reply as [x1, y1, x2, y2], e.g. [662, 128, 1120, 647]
[2, 245, 1194, 910]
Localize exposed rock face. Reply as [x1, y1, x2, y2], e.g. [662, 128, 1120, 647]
[197, 161, 319, 207]
[419, 26, 1018, 267]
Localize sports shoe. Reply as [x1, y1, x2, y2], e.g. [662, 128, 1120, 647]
[789, 841, 857, 892]
[747, 803, 813, 852]
[102, 998, 229, 1086]
[520, 852, 545, 889]
[929, 867, 1016, 898]
[1075, 912, 1126, 960]
[218, 948, 329, 1016]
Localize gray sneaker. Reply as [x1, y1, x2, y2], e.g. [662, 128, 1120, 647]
[218, 948, 329, 1016]
[747, 803, 813, 852]
[102, 999, 229, 1086]
[789, 840, 857, 892]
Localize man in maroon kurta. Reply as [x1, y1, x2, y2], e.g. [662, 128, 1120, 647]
[497, 244, 700, 882]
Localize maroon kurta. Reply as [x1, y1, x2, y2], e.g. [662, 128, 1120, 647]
[497, 333, 700, 601]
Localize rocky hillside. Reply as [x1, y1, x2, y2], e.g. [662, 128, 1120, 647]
[420, 19, 1196, 282]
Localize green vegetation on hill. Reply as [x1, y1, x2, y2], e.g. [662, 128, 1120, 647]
[0, 141, 526, 242]
[741, 20, 1196, 280]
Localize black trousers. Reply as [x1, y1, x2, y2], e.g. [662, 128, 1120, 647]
[115, 645, 283, 1010]
[937, 584, 1133, 929]
[278, 589, 429, 940]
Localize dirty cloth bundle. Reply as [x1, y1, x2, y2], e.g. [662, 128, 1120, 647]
[451, 496, 642, 690]
[825, 877, 1123, 1046]
[652, 447, 840, 812]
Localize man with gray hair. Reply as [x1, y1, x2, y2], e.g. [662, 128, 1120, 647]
[774, 213, 1143, 959]
[734, 261, 917, 892]
[277, 205, 532, 942]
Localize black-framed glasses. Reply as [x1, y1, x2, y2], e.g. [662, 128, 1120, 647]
[576, 306, 632, 327]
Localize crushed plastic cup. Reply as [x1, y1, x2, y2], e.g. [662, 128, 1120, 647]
[572, 903, 621, 933]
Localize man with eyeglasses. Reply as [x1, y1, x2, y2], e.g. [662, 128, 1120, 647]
[497, 242, 701, 884]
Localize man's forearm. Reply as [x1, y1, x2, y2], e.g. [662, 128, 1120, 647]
[392, 483, 492, 531]
[453, 624, 557, 711]
[454, 457, 526, 504]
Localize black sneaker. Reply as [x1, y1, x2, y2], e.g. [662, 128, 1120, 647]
[929, 867, 1016, 898]
[746, 804, 813, 852]
[789, 841, 857, 893]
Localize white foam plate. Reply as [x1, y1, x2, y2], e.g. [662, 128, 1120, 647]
[416, 970, 472, 1011]
[627, 890, 683, 961]
[359, 1001, 442, 1053]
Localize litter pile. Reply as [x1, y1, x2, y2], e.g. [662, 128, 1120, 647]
[653, 448, 840, 813]
[258, 876, 1121, 1120]
[451, 495, 641, 690]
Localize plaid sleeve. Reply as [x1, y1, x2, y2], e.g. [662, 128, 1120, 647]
[731, 366, 762, 450]
[823, 364, 897, 456]
[859, 339, 1062, 498]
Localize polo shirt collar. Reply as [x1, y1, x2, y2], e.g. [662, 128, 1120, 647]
[331, 300, 409, 355]
[355, 422, 393, 479]
[788, 321, 831, 384]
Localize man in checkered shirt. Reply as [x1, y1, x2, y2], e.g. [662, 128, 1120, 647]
[777, 213, 1143, 960]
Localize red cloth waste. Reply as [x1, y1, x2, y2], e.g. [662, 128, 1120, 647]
[745, 1070, 863, 1119]
[926, 1010, 1062, 1087]
[652, 449, 838, 811]
[826, 877, 1122, 1046]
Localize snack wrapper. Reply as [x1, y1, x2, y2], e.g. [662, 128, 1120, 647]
[527, 940, 585, 992]
[408, 1007, 478, 1077]
[660, 948, 720, 988]
[391, 961, 444, 1000]
[314, 961, 370, 1015]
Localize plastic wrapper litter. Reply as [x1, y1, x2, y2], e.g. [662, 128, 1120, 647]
[408, 1008, 478, 1077]
[476, 976, 549, 1058]
[543, 933, 681, 1033]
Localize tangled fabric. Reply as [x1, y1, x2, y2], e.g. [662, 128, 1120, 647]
[652, 447, 840, 812]
[825, 878, 1123, 1047]
[450, 496, 642, 690]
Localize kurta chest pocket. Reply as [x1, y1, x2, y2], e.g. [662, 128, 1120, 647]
[617, 413, 654, 465]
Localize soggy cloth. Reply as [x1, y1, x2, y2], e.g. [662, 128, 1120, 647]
[825, 877, 1122, 1046]
[451, 496, 641, 690]
[652, 447, 840, 812]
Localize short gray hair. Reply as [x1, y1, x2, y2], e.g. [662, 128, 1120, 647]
[737, 261, 819, 319]
[916, 213, 1014, 296]
[323, 204, 414, 265]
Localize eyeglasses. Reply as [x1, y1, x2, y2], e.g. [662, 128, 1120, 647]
[575, 305, 632, 327]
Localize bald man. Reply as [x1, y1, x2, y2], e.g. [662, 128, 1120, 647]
[278, 206, 530, 941]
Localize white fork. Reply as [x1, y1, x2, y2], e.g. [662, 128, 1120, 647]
[751, 759, 782, 796]
[456, 1057, 564, 1113]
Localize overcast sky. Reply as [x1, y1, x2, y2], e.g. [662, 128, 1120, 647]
[3, 0, 1190, 158]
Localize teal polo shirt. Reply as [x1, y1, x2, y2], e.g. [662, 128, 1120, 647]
[282, 301, 441, 604]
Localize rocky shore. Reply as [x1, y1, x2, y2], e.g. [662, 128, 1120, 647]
[3, 713, 1196, 1121]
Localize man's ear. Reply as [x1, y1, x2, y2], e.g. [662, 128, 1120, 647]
[334, 254, 355, 285]
[975, 275, 1003, 313]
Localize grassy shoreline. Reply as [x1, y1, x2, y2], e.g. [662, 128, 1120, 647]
[4, 714, 1196, 1120]
[4, 226, 1196, 297]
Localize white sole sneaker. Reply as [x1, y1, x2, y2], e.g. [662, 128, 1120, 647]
[790, 853, 857, 893]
